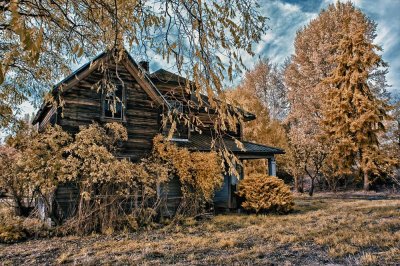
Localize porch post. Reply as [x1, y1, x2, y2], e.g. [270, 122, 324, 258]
[239, 159, 245, 180]
[267, 157, 276, 176]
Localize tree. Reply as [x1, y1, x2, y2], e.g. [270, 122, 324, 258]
[0, 145, 27, 216]
[0, 0, 267, 129]
[152, 135, 223, 216]
[226, 64, 291, 177]
[386, 92, 400, 186]
[61, 123, 143, 232]
[321, 8, 393, 191]
[17, 125, 72, 218]
[0, 122, 71, 216]
[284, 2, 392, 191]
[239, 59, 288, 121]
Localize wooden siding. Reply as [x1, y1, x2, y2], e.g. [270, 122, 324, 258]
[38, 106, 57, 132]
[59, 63, 161, 161]
[53, 183, 79, 220]
[37, 59, 245, 218]
[160, 175, 183, 217]
[213, 174, 230, 209]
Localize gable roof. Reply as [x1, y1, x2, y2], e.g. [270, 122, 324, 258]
[32, 49, 169, 124]
[150, 68, 256, 122]
[33, 51, 256, 125]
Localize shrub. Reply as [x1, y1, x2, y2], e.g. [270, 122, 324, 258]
[60, 123, 165, 234]
[237, 173, 294, 214]
[0, 210, 51, 243]
[152, 135, 224, 216]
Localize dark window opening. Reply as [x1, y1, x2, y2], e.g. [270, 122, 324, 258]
[163, 120, 189, 141]
[103, 84, 124, 119]
[169, 100, 184, 113]
[172, 122, 189, 140]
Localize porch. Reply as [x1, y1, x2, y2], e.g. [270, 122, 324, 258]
[171, 134, 285, 211]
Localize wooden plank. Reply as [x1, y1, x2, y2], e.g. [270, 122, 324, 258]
[121, 59, 165, 106]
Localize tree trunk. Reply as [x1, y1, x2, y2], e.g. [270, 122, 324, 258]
[363, 171, 370, 191]
[297, 176, 304, 193]
[294, 176, 304, 193]
[309, 178, 315, 196]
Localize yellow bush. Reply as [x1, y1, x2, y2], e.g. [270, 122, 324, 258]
[0, 213, 51, 243]
[152, 135, 224, 215]
[237, 173, 294, 214]
[0, 220, 27, 243]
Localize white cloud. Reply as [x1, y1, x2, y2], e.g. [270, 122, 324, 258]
[12, 0, 400, 120]
[276, 1, 301, 13]
[246, 0, 400, 92]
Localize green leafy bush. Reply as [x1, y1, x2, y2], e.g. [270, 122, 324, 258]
[237, 173, 294, 214]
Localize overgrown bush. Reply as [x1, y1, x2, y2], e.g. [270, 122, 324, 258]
[152, 135, 224, 216]
[237, 173, 294, 214]
[1, 123, 223, 235]
[60, 123, 168, 234]
[0, 207, 51, 243]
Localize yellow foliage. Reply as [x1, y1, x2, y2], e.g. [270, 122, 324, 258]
[0, 210, 51, 243]
[237, 174, 294, 214]
[226, 72, 291, 176]
[152, 135, 223, 215]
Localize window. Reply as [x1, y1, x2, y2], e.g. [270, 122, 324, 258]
[167, 121, 190, 141]
[103, 84, 124, 119]
[169, 100, 184, 113]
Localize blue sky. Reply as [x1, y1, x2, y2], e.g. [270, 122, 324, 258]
[18, 0, 400, 119]
[246, 0, 400, 93]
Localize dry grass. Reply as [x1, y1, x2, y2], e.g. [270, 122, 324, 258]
[0, 194, 399, 265]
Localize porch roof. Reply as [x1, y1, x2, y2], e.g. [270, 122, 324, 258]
[171, 134, 284, 158]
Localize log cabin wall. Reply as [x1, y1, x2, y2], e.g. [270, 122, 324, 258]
[35, 59, 247, 219]
[59, 62, 161, 161]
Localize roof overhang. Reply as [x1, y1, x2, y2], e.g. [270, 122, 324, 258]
[172, 134, 285, 159]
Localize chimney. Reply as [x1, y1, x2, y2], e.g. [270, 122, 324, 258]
[138, 61, 149, 73]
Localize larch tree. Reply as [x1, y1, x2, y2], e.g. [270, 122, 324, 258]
[284, 2, 391, 191]
[321, 8, 393, 191]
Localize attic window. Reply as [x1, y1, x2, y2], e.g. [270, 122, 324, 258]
[103, 84, 124, 119]
[169, 100, 184, 113]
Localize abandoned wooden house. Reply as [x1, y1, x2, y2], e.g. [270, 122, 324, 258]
[32, 48, 284, 219]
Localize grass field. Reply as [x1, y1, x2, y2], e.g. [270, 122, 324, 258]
[0, 194, 399, 265]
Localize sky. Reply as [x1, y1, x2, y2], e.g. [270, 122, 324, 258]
[247, 0, 400, 92]
[16, 0, 400, 120]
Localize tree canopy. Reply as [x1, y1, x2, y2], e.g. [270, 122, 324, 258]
[0, 0, 267, 128]
[284, 2, 397, 191]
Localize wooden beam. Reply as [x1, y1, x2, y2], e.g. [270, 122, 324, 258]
[236, 154, 274, 160]
[267, 157, 277, 176]
[121, 59, 165, 106]
[58, 55, 108, 93]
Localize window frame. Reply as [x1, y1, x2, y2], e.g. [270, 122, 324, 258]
[101, 83, 126, 121]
